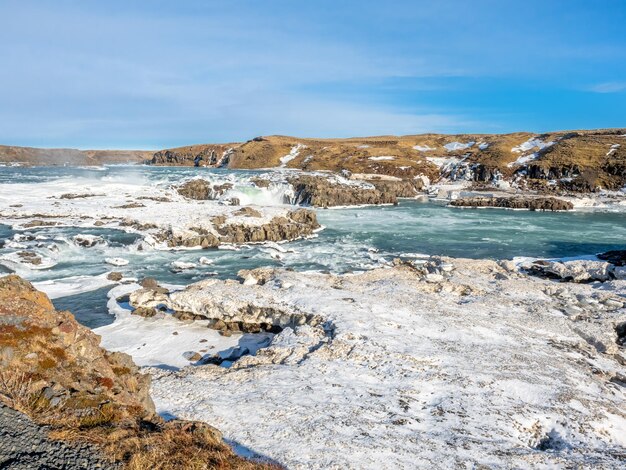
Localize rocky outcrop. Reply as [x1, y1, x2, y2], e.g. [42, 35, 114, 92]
[176, 179, 233, 200]
[129, 270, 326, 332]
[368, 179, 423, 198]
[523, 259, 624, 283]
[0, 274, 155, 419]
[160, 209, 320, 248]
[151, 145, 233, 167]
[289, 175, 398, 207]
[0, 275, 277, 470]
[450, 196, 573, 211]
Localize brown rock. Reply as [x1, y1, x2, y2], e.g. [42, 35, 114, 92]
[132, 307, 158, 318]
[450, 196, 573, 211]
[289, 175, 398, 207]
[176, 179, 212, 200]
[235, 207, 263, 218]
[107, 272, 123, 281]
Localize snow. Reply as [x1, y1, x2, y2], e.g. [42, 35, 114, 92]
[511, 137, 555, 153]
[413, 145, 435, 152]
[33, 273, 115, 299]
[478, 142, 490, 150]
[280, 144, 305, 167]
[368, 156, 395, 161]
[507, 152, 540, 167]
[444, 141, 475, 152]
[118, 259, 626, 469]
[95, 284, 273, 369]
[607, 144, 620, 156]
[171, 261, 196, 272]
[426, 156, 463, 168]
[105, 257, 129, 266]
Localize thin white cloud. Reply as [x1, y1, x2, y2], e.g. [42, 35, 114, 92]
[588, 82, 626, 93]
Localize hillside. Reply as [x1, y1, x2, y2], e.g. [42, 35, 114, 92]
[0, 145, 151, 166]
[2, 128, 625, 192]
[150, 129, 626, 192]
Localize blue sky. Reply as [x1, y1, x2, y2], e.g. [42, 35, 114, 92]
[1, 0, 625, 149]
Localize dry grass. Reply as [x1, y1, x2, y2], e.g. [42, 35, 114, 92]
[0, 370, 52, 416]
[118, 427, 283, 470]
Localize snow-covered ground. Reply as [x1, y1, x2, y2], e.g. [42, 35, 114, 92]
[106, 259, 626, 469]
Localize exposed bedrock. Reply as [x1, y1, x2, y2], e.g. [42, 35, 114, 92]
[287, 175, 422, 207]
[0, 274, 155, 417]
[176, 178, 233, 200]
[450, 196, 573, 211]
[368, 178, 424, 197]
[157, 208, 319, 248]
[0, 403, 117, 470]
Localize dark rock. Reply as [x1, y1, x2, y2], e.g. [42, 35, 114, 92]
[597, 250, 626, 266]
[450, 196, 573, 211]
[140, 277, 169, 294]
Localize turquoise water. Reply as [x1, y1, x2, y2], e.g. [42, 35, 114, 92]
[1, 165, 625, 326]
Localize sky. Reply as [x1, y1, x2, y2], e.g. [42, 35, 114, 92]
[0, 0, 625, 149]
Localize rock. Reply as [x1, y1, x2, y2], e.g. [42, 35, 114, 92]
[139, 278, 169, 294]
[0, 274, 155, 417]
[250, 177, 271, 188]
[72, 234, 105, 247]
[129, 288, 170, 309]
[176, 179, 234, 200]
[525, 260, 615, 282]
[17, 251, 42, 265]
[132, 307, 159, 318]
[22, 220, 60, 228]
[450, 196, 573, 211]
[597, 250, 626, 266]
[235, 207, 263, 218]
[107, 272, 123, 281]
[0, 274, 268, 470]
[183, 351, 203, 362]
[289, 174, 398, 207]
[368, 179, 423, 198]
[243, 275, 258, 286]
[176, 179, 212, 200]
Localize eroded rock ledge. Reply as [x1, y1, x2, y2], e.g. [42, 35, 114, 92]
[156, 208, 320, 248]
[450, 196, 573, 211]
[0, 275, 277, 470]
[288, 175, 423, 207]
